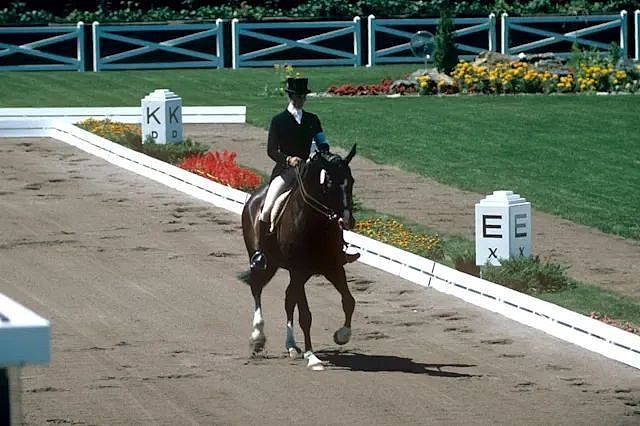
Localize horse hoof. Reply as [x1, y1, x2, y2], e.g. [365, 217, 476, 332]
[333, 326, 351, 345]
[288, 346, 302, 359]
[310, 363, 325, 371]
[304, 351, 326, 371]
[250, 335, 266, 353]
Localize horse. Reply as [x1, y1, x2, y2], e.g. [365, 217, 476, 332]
[240, 145, 357, 371]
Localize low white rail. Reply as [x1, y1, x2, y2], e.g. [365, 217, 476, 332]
[0, 106, 246, 124]
[1, 113, 639, 371]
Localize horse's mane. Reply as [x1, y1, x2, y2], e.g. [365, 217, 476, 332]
[302, 151, 347, 178]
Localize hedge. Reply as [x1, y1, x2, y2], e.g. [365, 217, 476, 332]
[1, 0, 637, 24]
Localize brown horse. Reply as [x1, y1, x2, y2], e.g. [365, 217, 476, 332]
[240, 146, 357, 370]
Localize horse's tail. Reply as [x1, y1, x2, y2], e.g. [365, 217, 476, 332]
[237, 266, 279, 288]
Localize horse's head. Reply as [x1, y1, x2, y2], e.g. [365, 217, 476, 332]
[303, 144, 356, 230]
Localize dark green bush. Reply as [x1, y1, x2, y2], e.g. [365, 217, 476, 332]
[141, 136, 209, 165]
[433, 7, 459, 75]
[482, 256, 572, 295]
[1, 1, 636, 24]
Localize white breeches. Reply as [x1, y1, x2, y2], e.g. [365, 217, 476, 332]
[260, 172, 295, 222]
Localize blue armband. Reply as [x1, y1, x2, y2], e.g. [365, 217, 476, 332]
[314, 132, 330, 152]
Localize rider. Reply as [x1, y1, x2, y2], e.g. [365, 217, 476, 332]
[250, 76, 359, 271]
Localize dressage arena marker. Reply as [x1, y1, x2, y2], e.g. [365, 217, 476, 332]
[1, 110, 639, 371]
[0, 293, 50, 425]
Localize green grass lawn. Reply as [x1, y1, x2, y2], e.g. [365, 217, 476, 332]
[2, 66, 638, 240]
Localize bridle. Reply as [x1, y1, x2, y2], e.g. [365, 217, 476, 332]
[293, 160, 342, 221]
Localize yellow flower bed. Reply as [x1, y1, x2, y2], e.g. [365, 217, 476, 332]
[355, 217, 444, 260]
[77, 118, 142, 150]
[450, 59, 639, 95]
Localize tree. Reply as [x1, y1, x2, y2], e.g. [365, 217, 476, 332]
[433, 7, 459, 75]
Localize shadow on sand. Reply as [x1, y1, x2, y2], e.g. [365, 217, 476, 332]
[316, 349, 479, 377]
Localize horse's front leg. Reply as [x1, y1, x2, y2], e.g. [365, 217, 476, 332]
[250, 279, 266, 354]
[324, 266, 355, 345]
[249, 268, 277, 355]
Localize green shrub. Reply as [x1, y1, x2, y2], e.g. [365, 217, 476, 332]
[2, 1, 636, 24]
[141, 136, 209, 164]
[76, 119, 208, 165]
[433, 7, 459, 75]
[482, 256, 572, 295]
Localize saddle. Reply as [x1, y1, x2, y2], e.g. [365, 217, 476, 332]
[269, 189, 293, 233]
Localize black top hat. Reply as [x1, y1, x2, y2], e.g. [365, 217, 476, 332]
[285, 77, 311, 95]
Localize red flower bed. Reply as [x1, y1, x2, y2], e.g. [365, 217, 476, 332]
[327, 79, 392, 96]
[179, 150, 262, 192]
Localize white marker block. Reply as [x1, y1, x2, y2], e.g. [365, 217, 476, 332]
[141, 89, 182, 144]
[475, 190, 531, 266]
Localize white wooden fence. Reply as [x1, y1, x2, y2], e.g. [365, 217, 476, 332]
[92, 20, 224, 71]
[1, 11, 637, 71]
[367, 14, 497, 66]
[231, 17, 362, 68]
[0, 22, 85, 71]
[501, 11, 629, 58]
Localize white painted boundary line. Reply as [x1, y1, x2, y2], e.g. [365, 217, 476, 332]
[1, 116, 639, 371]
[0, 106, 246, 124]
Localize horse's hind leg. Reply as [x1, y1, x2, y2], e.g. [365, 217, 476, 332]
[324, 266, 355, 345]
[284, 270, 310, 359]
[284, 283, 302, 359]
[296, 286, 325, 371]
[249, 267, 277, 355]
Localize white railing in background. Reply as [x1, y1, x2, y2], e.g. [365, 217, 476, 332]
[0, 22, 85, 71]
[1, 110, 639, 371]
[0, 106, 246, 124]
[367, 14, 496, 66]
[501, 11, 629, 58]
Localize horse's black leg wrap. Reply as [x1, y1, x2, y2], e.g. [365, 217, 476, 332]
[250, 220, 270, 271]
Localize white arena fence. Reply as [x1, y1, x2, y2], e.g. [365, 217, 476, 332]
[1, 110, 639, 371]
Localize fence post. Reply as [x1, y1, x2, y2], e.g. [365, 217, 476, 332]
[367, 14, 375, 67]
[633, 9, 640, 61]
[216, 18, 224, 69]
[488, 13, 496, 52]
[353, 16, 361, 67]
[76, 21, 85, 72]
[92, 21, 100, 72]
[620, 10, 628, 58]
[500, 13, 509, 54]
[231, 18, 239, 69]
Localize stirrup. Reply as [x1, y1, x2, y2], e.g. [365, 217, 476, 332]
[250, 251, 267, 271]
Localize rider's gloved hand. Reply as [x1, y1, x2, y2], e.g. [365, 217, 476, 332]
[287, 156, 303, 167]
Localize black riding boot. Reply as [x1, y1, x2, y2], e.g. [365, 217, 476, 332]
[250, 220, 270, 271]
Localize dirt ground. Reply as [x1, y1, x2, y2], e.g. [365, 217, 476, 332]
[184, 124, 640, 303]
[1, 135, 640, 425]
